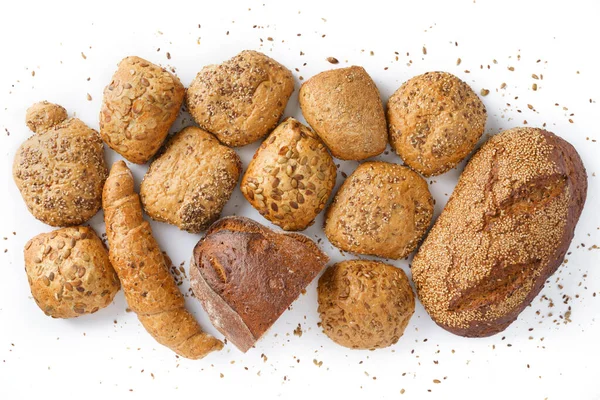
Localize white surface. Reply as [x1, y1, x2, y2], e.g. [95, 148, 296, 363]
[0, 0, 599, 399]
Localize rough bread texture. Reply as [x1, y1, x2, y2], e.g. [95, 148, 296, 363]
[141, 126, 241, 233]
[103, 161, 223, 359]
[24, 226, 120, 318]
[190, 216, 329, 352]
[412, 127, 587, 337]
[324, 161, 434, 259]
[299, 66, 387, 160]
[100, 56, 185, 164]
[186, 50, 294, 147]
[14, 102, 108, 227]
[317, 260, 415, 350]
[241, 118, 336, 231]
[387, 71, 487, 176]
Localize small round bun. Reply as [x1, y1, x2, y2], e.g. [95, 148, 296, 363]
[317, 260, 415, 349]
[324, 161, 433, 259]
[25, 101, 68, 133]
[24, 226, 120, 318]
[387, 71, 487, 176]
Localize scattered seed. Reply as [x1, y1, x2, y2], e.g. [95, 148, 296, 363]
[326, 57, 339, 64]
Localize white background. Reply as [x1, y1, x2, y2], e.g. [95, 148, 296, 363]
[0, 0, 598, 399]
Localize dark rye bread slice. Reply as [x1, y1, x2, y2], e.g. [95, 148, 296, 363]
[190, 216, 329, 352]
[412, 127, 587, 337]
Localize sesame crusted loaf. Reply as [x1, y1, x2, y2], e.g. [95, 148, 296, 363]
[411, 127, 587, 337]
[190, 216, 329, 352]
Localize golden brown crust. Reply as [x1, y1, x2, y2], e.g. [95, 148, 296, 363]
[241, 118, 336, 231]
[317, 260, 415, 349]
[140, 127, 241, 233]
[299, 66, 387, 160]
[324, 161, 434, 259]
[387, 71, 487, 176]
[25, 101, 68, 133]
[14, 105, 108, 227]
[100, 56, 185, 164]
[412, 127, 587, 337]
[24, 226, 120, 318]
[186, 50, 294, 147]
[190, 216, 329, 352]
[103, 161, 223, 359]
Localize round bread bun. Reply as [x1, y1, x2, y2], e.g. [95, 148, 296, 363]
[241, 118, 336, 231]
[324, 161, 434, 259]
[14, 102, 108, 227]
[317, 260, 415, 349]
[387, 71, 487, 176]
[24, 226, 120, 318]
[186, 50, 294, 147]
[140, 126, 241, 233]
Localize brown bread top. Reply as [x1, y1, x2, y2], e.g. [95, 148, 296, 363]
[190, 216, 329, 352]
[411, 127, 587, 337]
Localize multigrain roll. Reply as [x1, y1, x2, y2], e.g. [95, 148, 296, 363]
[412, 127, 587, 337]
[14, 102, 108, 227]
[141, 126, 241, 233]
[324, 161, 434, 259]
[317, 260, 415, 350]
[100, 56, 185, 164]
[24, 226, 120, 318]
[299, 66, 387, 160]
[186, 50, 294, 147]
[387, 71, 487, 176]
[241, 118, 336, 231]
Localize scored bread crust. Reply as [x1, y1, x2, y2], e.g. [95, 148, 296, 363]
[190, 216, 329, 352]
[411, 127, 587, 337]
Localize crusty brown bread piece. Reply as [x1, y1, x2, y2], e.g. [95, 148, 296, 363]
[299, 66, 387, 160]
[318, 260, 415, 350]
[186, 50, 294, 147]
[241, 118, 336, 231]
[190, 216, 329, 352]
[412, 127, 587, 337]
[103, 161, 223, 359]
[387, 71, 487, 176]
[324, 161, 434, 259]
[24, 226, 120, 318]
[14, 101, 108, 227]
[100, 56, 185, 164]
[141, 126, 241, 233]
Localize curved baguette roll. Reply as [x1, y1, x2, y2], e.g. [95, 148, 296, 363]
[103, 161, 223, 359]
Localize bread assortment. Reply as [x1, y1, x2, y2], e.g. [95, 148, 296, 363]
[241, 118, 336, 230]
[14, 101, 108, 227]
[12, 49, 588, 359]
[24, 226, 120, 318]
[141, 126, 241, 233]
[318, 260, 415, 349]
[100, 56, 185, 164]
[387, 71, 487, 176]
[190, 217, 328, 352]
[412, 127, 587, 337]
[103, 161, 223, 359]
[186, 50, 295, 147]
[299, 66, 387, 160]
[325, 161, 434, 259]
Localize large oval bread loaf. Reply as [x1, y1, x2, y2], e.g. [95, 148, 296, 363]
[412, 127, 587, 337]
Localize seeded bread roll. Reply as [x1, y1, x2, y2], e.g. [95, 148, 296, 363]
[190, 217, 329, 352]
[299, 66, 387, 160]
[141, 126, 241, 233]
[387, 71, 487, 176]
[324, 161, 434, 259]
[100, 56, 185, 164]
[186, 50, 294, 147]
[14, 102, 108, 227]
[241, 118, 336, 231]
[24, 226, 120, 318]
[318, 260, 415, 349]
[412, 127, 587, 337]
